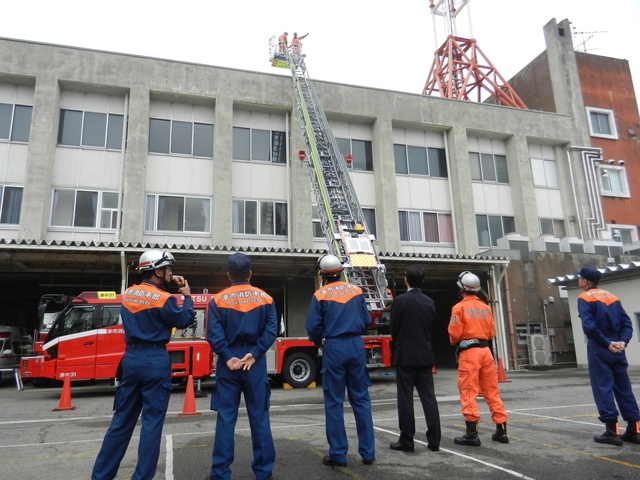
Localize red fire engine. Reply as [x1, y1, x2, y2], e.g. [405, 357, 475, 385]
[21, 291, 215, 385]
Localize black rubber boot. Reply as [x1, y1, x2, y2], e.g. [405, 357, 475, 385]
[455, 421, 481, 446]
[594, 420, 623, 446]
[621, 421, 640, 444]
[491, 422, 509, 443]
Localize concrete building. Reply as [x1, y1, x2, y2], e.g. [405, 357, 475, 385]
[0, 18, 637, 369]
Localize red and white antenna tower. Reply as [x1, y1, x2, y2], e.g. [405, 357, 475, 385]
[423, 0, 527, 109]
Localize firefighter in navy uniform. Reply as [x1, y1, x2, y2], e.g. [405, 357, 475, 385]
[305, 254, 376, 467]
[206, 253, 277, 480]
[577, 265, 640, 446]
[92, 249, 195, 480]
[448, 271, 508, 447]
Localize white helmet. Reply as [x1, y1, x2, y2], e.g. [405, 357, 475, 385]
[318, 254, 343, 277]
[457, 271, 480, 292]
[137, 249, 174, 272]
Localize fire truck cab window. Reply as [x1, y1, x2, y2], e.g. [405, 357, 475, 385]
[63, 307, 96, 335]
[101, 306, 122, 327]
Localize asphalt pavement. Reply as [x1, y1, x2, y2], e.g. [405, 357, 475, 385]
[1, 367, 640, 479]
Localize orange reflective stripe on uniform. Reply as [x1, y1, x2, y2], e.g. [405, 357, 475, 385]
[215, 285, 273, 313]
[313, 282, 363, 304]
[122, 287, 170, 313]
[579, 289, 620, 306]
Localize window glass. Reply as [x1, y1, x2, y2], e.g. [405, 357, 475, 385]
[106, 114, 124, 150]
[82, 112, 107, 147]
[232, 200, 244, 234]
[543, 160, 558, 188]
[149, 118, 170, 153]
[540, 218, 553, 236]
[145, 195, 156, 231]
[438, 213, 453, 242]
[476, 215, 490, 247]
[398, 211, 410, 241]
[74, 190, 98, 227]
[275, 202, 288, 236]
[0, 186, 23, 224]
[502, 216, 516, 235]
[428, 147, 447, 178]
[58, 110, 83, 146]
[336, 138, 351, 158]
[553, 219, 566, 238]
[100, 192, 119, 229]
[469, 152, 482, 180]
[0, 103, 11, 138]
[51, 190, 75, 226]
[351, 139, 373, 171]
[157, 196, 184, 231]
[271, 131, 286, 163]
[11, 105, 32, 142]
[101, 306, 122, 327]
[252, 129, 270, 161]
[193, 123, 214, 158]
[312, 205, 323, 238]
[362, 208, 376, 238]
[590, 111, 612, 135]
[480, 153, 496, 181]
[185, 197, 210, 232]
[233, 127, 251, 160]
[407, 145, 428, 175]
[531, 158, 546, 186]
[423, 212, 439, 242]
[394, 144, 408, 174]
[171, 120, 192, 155]
[245, 201, 257, 234]
[495, 155, 509, 183]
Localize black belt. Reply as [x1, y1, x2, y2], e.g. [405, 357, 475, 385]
[126, 343, 166, 351]
[458, 338, 490, 350]
[334, 333, 359, 339]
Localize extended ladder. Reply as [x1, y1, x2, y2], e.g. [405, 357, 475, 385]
[269, 38, 390, 319]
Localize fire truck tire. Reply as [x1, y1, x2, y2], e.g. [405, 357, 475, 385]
[282, 352, 316, 388]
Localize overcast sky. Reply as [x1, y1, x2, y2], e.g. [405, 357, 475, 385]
[3, 0, 639, 109]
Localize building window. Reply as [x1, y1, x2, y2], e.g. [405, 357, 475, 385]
[149, 119, 213, 158]
[232, 127, 286, 163]
[362, 208, 377, 239]
[469, 152, 509, 183]
[58, 110, 124, 150]
[539, 218, 566, 237]
[0, 185, 23, 224]
[610, 225, 636, 245]
[530, 158, 559, 188]
[598, 166, 629, 198]
[476, 214, 516, 247]
[232, 199, 287, 236]
[312, 204, 324, 238]
[564, 322, 574, 344]
[586, 107, 618, 139]
[516, 323, 543, 345]
[399, 210, 453, 244]
[393, 144, 448, 177]
[0, 104, 32, 142]
[336, 138, 373, 171]
[51, 189, 119, 229]
[145, 194, 211, 233]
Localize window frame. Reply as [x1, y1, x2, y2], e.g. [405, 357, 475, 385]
[393, 143, 448, 178]
[336, 137, 373, 172]
[148, 118, 213, 158]
[232, 127, 287, 164]
[232, 199, 288, 237]
[144, 194, 212, 233]
[598, 165, 629, 198]
[530, 157, 559, 188]
[469, 151, 509, 184]
[398, 209, 454, 244]
[476, 214, 516, 247]
[58, 109, 124, 150]
[50, 189, 120, 230]
[539, 218, 566, 237]
[0, 185, 24, 225]
[586, 107, 618, 139]
[0, 103, 32, 143]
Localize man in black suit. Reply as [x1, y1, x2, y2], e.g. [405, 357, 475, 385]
[389, 264, 442, 453]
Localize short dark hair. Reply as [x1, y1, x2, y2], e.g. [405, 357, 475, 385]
[404, 265, 425, 288]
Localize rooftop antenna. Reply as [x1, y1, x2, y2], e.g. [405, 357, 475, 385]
[572, 26, 608, 53]
[423, 0, 527, 109]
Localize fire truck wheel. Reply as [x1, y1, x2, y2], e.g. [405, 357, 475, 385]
[282, 352, 316, 388]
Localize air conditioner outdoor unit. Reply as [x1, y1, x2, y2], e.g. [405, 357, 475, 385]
[527, 334, 553, 367]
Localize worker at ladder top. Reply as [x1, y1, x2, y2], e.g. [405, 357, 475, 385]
[92, 249, 195, 480]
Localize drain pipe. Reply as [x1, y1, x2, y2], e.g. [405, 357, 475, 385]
[565, 146, 602, 239]
[117, 93, 130, 293]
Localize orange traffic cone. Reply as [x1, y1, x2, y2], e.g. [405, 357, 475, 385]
[497, 358, 511, 383]
[432, 365, 437, 374]
[52, 375, 77, 411]
[179, 375, 201, 417]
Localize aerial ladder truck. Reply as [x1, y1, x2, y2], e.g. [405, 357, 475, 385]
[266, 37, 393, 388]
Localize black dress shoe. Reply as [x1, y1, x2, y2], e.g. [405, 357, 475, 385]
[427, 443, 440, 452]
[363, 457, 375, 465]
[390, 441, 414, 452]
[322, 455, 347, 467]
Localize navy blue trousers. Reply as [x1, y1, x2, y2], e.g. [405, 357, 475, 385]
[92, 347, 172, 480]
[587, 341, 640, 423]
[210, 351, 275, 480]
[321, 336, 375, 463]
